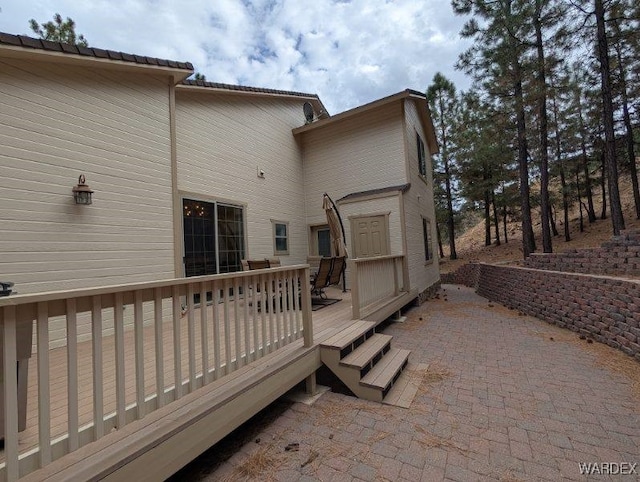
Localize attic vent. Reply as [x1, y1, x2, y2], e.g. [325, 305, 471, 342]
[303, 102, 315, 124]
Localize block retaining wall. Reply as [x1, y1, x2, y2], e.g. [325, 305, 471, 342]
[475, 263, 640, 361]
[440, 263, 480, 288]
[524, 229, 640, 277]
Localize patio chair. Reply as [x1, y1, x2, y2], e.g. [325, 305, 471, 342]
[310, 257, 333, 299]
[247, 259, 270, 270]
[310, 257, 344, 309]
[326, 256, 346, 288]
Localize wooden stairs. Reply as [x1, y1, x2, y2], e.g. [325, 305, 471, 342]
[319, 320, 410, 403]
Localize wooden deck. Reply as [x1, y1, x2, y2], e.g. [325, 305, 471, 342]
[0, 256, 416, 481]
[10, 288, 357, 477]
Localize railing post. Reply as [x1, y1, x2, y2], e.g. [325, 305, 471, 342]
[349, 259, 361, 320]
[393, 257, 400, 296]
[300, 267, 313, 347]
[3, 306, 19, 481]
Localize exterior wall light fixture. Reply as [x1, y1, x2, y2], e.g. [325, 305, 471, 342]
[72, 175, 94, 205]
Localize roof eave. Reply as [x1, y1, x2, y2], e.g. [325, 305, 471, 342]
[292, 90, 410, 136]
[0, 44, 193, 83]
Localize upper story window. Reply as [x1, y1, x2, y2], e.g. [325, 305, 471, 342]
[422, 217, 433, 262]
[273, 221, 289, 255]
[417, 132, 427, 177]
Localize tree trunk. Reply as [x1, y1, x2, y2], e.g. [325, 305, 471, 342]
[502, 202, 509, 244]
[548, 204, 559, 236]
[600, 151, 607, 220]
[534, 2, 552, 253]
[577, 95, 597, 223]
[436, 222, 445, 259]
[560, 164, 570, 241]
[444, 159, 458, 259]
[484, 189, 492, 246]
[595, 0, 625, 235]
[514, 66, 536, 257]
[550, 76, 569, 242]
[492, 191, 501, 246]
[576, 168, 584, 233]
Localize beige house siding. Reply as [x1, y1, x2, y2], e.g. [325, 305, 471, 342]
[0, 59, 176, 292]
[300, 102, 407, 228]
[0, 58, 177, 347]
[402, 99, 440, 295]
[175, 90, 309, 266]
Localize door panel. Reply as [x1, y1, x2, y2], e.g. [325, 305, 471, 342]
[352, 215, 389, 258]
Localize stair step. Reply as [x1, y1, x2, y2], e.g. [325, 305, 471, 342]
[360, 348, 410, 392]
[340, 334, 392, 370]
[320, 320, 376, 355]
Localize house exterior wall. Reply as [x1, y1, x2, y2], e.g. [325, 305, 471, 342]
[0, 58, 176, 346]
[0, 59, 176, 293]
[300, 102, 407, 228]
[174, 90, 309, 266]
[402, 99, 440, 300]
[300, 99, 439, 299]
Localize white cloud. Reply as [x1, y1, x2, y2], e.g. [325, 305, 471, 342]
[0, 0, 472, 113]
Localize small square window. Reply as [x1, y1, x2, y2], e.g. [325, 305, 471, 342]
[273, 221, 289, 255]
[417, 133, 427, 177]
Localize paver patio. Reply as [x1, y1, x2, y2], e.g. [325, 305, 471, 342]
[172, 284, 640, 481]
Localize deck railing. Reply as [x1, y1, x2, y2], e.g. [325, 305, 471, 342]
[0, 265, 312, 481]
[349, 255, 406, 319]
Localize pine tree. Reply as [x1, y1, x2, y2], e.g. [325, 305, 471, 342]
[427, 73, 459, 260]
[29, 13, 88, 46]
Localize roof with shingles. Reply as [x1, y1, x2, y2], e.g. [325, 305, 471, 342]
[337, 184, 411, 203]
[0, 31, 193, 70]
[181, 79, 320, 99]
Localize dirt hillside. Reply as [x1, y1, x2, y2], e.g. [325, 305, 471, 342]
[440, 175, 640, 274]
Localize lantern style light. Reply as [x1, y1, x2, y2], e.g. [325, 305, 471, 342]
[72, 175, 94, 205]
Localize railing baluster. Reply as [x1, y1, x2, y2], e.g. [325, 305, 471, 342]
[154, 288, 165, 408]
[242, 277, 251, 363]
[223, 279, 232, 375]
[172, 285, 182, 399]
[212, 281, 221, 380]
[134, 291, 145, 418]
[187, 284, 196, 393]
[3, 306, 19, 481]
[92, 295, 104, 440]
[272, 272, 280, 349]
[289, 271, 298, 342]
[269, 273, 276, 353]
[66, 299, 79, 451]
[37, 302, 52, 466]
[260, 274, 267, 357]
[114, 292, 126, 429]
[252, 276, 259, 360]
[233, 278, 241, 369]
[200, 281, 210, 385]
[286, 271, 294, 341]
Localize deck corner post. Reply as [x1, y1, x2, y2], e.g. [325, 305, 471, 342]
[348, 259, 361, 319]
[301, 266, 313, 347]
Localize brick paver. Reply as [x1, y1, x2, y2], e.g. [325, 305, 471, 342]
[173, 285, 640, 481]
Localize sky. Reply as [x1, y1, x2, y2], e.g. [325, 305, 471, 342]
[0, 0, 473, 114]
